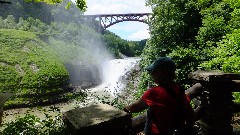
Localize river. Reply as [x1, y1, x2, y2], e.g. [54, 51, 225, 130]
[2, 58, 140, 124]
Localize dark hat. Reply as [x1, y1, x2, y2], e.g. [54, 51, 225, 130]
[145, 57, 176, 71]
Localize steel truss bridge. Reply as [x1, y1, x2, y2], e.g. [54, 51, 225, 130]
[83, 13, 152, 31]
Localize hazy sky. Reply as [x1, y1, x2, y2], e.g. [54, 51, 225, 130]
[84, 0, 152, 41]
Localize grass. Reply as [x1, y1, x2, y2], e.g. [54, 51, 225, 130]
[0, 29, 81, 108]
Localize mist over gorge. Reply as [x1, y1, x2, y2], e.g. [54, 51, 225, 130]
[0, 0, 146, 109]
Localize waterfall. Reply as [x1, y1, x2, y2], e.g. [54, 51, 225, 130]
[88, 58, 140, 102]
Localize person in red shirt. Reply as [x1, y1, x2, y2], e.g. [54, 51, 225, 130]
[124, 57, 195, 135]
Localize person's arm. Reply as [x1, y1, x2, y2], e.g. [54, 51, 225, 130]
[124, 98, 148, 113]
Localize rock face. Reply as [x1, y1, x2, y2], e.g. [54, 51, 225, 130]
[63, 104, 132, 135]
[64, 63, 102, 88]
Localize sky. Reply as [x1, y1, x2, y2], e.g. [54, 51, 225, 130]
[84, 0, 152, 41]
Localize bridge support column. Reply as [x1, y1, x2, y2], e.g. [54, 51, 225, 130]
[188, 70, 240, 135]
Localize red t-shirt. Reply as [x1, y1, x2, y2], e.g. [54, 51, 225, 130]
[142, 83, 191, 134]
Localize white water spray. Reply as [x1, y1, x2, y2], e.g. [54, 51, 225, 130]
[89, 58, 140, 101]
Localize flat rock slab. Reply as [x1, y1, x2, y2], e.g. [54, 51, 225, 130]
[63, 104, 131, 135]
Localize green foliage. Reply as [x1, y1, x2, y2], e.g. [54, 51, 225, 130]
[139, 0, 201, 93]
[0, 0, 84, 24]
[103, 31, 146, 58]
[228, 8, 240, 31]
[0, 29, 68, 88]
[197, 2, 232, 47]
[0, 15, 17, 29]
[132, 39, 147, 56]
[233, 92, 240, 102]
[3, 114, 43, 134]
[138, 40, 159, 95]
[199, 29, 240, 72]
[169, 46, 201, 87]
[224, 0, 240, 8]
[1, 107, 68, 135]
[48, 38, 88, 62]
[24, 0, 87, 11]
[146, 0, 184, 50]
[0, 29, 70, 108]
[75, 0, 87, 11]
[139, 0, 240, 95]
[197, 1, 240, 73]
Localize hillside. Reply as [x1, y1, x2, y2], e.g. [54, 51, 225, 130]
[0, 29, 73, 107]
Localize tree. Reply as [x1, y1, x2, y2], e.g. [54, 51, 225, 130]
[198, 1, 240, 72]
[139, 0, 240, 94]
[1, 15, 17, 29]
[25, 0, 87, 11]
[138, 0, 202, 91]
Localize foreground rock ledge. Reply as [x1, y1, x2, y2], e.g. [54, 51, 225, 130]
[63, 104, 131, 135]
